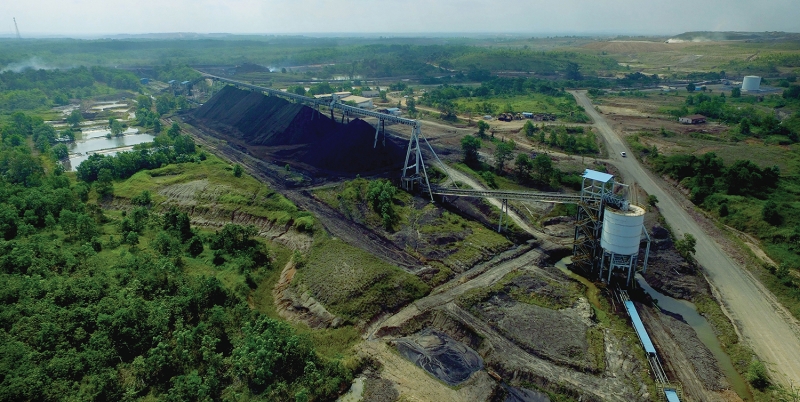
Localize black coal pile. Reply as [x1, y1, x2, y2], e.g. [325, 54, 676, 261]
[396, 328, 484, 386]
[194, 86, 406, 174]
[194, 85, 334, 146]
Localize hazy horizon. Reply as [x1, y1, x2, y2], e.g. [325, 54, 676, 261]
[3, 0, 799, 38]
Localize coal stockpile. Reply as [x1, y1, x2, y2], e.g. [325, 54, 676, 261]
[195, 85, 334, 146]
[396, 328, 484, 386]
[194, 86, 406, 174]
[298, 119, 407, 174]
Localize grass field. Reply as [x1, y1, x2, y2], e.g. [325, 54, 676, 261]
[114, 152, 313, 227]
[293, 235, 429, 324]
[576, 40, 800, 75]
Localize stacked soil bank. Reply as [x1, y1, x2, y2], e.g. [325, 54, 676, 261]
[194, 86, 406, 174]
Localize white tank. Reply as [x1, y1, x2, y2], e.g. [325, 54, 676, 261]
[601, 205, 645, 256]
[742, 76, 761, 91]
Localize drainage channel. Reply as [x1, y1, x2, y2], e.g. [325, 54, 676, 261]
[636, 275, 752, 401]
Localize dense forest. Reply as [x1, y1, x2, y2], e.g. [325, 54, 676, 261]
[0, 66, 140, 110]
[0, 114, 352, 401]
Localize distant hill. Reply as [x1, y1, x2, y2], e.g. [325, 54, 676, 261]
[666, 31, 800, 43]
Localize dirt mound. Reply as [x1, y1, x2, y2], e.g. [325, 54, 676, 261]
[194, 86, 406, 174]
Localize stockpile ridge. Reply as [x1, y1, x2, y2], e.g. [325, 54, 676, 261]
[194, 85, 406, 174]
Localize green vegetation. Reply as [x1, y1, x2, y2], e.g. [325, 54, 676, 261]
[0, 66, 139, 112]
[293, 236, 429, 324]
[420, 79, 589, 122]
[313, 178, 511, 272]
[667, 92, 800, 143]
[525, 125, 599, 155]
[0, 114, 351, 400]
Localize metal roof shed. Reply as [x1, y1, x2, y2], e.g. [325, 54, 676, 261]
[582, 169, 614, 183]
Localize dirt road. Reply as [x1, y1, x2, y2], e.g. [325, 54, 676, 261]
[571, 90, 800, 386]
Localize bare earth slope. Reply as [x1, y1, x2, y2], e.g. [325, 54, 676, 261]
[571, 90, 800, 386]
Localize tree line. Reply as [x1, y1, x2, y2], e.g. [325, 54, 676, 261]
[0, 112, 352, 400]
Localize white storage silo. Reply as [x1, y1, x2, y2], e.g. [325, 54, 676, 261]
[601, 205, 645, 255]
[599, 205, 646, 285]
[742, 76, 761, 92]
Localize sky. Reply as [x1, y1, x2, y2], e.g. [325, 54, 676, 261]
[2, 0, 799, 37]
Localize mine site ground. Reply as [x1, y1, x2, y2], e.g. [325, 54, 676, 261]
[162, 78, 795, 401]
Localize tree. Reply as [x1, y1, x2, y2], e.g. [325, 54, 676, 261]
[762, 201, 783, 225]
[461, 135, 481, 166]
[675, 233, 697, 259]
[136, 95, 153, 110]
[647, 194, 659, 207]
[532, 154, 553, 182]
[367, 180, 398, 230]
[156, 95, 176, 115]
[515, 153, 533, 179]
[739, 118, 751, 136]
[109, 119, 124, 137]
[565, 62, 583, 81]
[783, 85, 800, 100]
[494, 140, 515, 172]
[406, 97, 416, 113]
[523, 120, 536, 137]
[746, 360, 770, 390]
[233, 164, 243, 177]
[96, 168, 114, 198]
[686, 83, 696, 92]
[289, 85, 306, 96]
[52, 144, 69, 160]
[476, 120, 490, 139]
[66, 110, 83, 128]
[187, 236, 204, 257]
[131, 190, 152, 206]
[167, 122, 181, 138]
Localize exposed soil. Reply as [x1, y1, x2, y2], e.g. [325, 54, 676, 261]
[272, 260, 341, 329]
[638, 305, 734, 402]
[177, 87, 763, 400]
[474, 295, 596, 372]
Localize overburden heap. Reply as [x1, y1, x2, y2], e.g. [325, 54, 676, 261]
[194, 85, 405, 173]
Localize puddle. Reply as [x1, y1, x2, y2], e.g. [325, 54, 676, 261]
[555, 257, 607, 324]
[636, 275, 751, 401]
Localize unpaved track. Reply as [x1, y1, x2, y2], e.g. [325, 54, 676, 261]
[441, 166, 538, 236]
[571, 90, 800, 386]
[180, 119, 424, 272]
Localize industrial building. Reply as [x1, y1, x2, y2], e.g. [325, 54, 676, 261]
[679, 114, 706, 124]
[341, 95, 373, 108]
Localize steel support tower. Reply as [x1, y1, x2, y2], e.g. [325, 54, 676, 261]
[572, 170, 614, 270]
